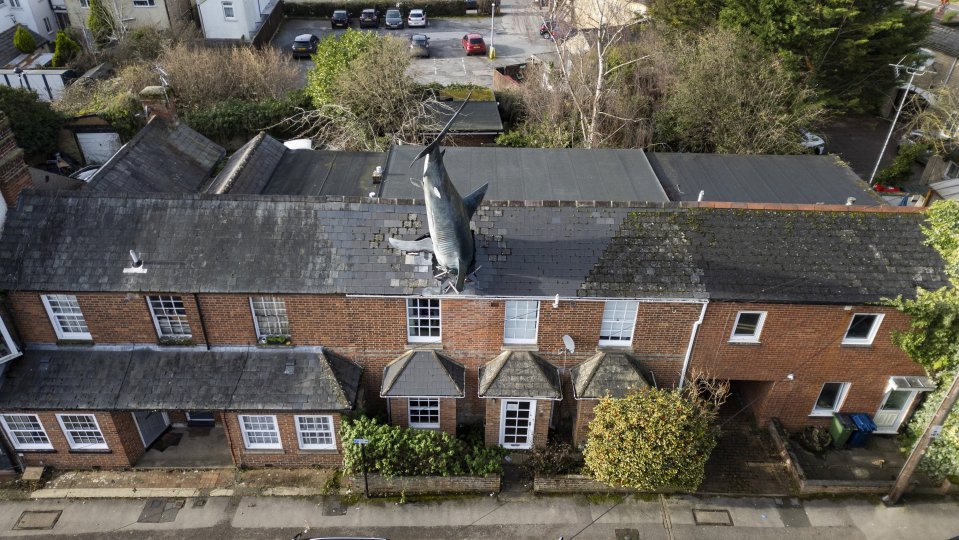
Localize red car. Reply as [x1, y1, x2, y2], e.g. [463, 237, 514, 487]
[462, 33, 487, 56]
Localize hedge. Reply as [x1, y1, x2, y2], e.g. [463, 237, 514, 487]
[285, 0, 467, 18]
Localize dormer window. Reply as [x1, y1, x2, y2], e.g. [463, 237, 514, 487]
[842, 313, 883, 346]
[729, 311, 766, 343]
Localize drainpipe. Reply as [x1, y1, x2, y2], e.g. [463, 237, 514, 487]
[678, 300, 708, 389]
[193, 293, 212, 350]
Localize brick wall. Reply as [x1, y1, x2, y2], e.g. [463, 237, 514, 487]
[483, 398, 551, 448]
[348, 473, 501, 496]
[0, 113, 32, 208]
[691, 302, 925, 430]
[388, 397, 458, 435]
[534, 474, 633, 494]
[572, 400, 596, 448]
[9, 411, 144, 469]
[224, 411, 343, 468]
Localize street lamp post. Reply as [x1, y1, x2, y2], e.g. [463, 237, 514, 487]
[489, 2, 496, 59]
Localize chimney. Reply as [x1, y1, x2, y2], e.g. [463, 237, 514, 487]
[0, 112, 33, 208]
[139, 86, 175, 122]
[372, 165, 384, 185]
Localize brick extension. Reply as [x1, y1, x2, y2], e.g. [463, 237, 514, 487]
[0, 112, 32, 208]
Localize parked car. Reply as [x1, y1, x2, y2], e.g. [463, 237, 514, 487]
[291, 33, 319, 58]
[384, 8, 404, 28]
[462, 33, 487, 56]
[331, 10, 351, 28]
[464, 0, 477, 8]
[358, 8, 379, 27]
[409, 34, 430, 58]
[407, 9, 427, 27]
[800, 131, 826, 155]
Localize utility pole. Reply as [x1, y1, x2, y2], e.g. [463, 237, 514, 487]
[868, 59, 933, 186]
[489, 2, 496, 59]
[883, 369, 959, 506]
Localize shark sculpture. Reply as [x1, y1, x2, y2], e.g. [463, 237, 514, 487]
[388, 99, 489, 293]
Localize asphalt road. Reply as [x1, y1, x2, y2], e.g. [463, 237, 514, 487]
[2, 494, 959, 539]
[274, 0, 556, 86]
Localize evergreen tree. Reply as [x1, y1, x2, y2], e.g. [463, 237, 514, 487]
[51, 31, 81, 67]
[12, 26, 36, 54]
[88, 0, 116, 47]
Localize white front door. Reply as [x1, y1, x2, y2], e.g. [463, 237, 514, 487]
[873, 389, 917, 434]
[500, 399, 536, 450]
[133, 411, 170, 447]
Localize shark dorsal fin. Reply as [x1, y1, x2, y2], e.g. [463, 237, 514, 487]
[463, 183, 489, 218]
[410, 94, 472, 167]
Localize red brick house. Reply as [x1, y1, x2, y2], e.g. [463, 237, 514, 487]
[0, 191, 947, 468]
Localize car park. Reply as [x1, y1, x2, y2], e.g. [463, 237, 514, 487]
[291, 33, 320, 58]
[409, 34, 430, 57]
[408, 9, 427, 27]
[359, 8, 379, 27]
[384, 8, 404, 28]
[462, 33, 487, 56]
[331, 10, 351, 28]
[464, 0, 477, 8]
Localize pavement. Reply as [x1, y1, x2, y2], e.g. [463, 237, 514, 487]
[274, 0, 556, 86]
[0, 491, 957, 538]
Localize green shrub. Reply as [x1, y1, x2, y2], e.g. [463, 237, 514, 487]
[51, 31, 81, 67]
[284, 0, 466, 18]
[0, 87, 64, 163]
[874, 141, 930, 187]
[183, 94, 307, 145]
[88, 0, 116, 46]
[945, 11, 958, 23]
[524, 443, 579, 477]
[339, 416, 504, 478]
[797, 426, 833, 453]
[13, 26, 36, 53]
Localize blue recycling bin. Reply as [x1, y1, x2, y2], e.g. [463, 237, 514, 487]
[847, 413, 877, 448]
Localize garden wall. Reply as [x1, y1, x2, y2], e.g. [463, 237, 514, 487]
[533, 474, 632, 494]
[348, 474, 500, 496]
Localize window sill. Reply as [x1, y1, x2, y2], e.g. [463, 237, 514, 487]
[405, 342, 442, 350]
[14, 448, 55, 453]
[297, 448, 339, 453]
[501, 343, 538, 351]
[56, 339, 94, 346]
[255, 343, 294, 349]
[158, 338, 195, 346]
[597, 344, 632, 351]
[68, 448, 111, 454]
[242, 448, 284, 453]
[808, 412, 836, 418]
[840, 342, 874, 347]
[728, 340, 761, 345]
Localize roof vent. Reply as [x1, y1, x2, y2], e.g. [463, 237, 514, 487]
[846, 197, 856, 206]
[284, 359, 295, 375]
[372, 166, 383, 184]
[697, 190, 705, 202]
[123, 249, 147, 274]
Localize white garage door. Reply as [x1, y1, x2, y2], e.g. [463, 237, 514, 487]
[133, 411, 170, 448]
[76, 132, 121, 166]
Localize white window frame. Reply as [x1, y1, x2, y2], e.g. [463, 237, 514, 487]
[250, 296, 290, 339]
[79, 0, 89, 7]
[41, 294, 92, 341]
[503, 300, 540, 345]
[56, 413, 108, 450]
[729, 311, 767, 343]
[222, 1, 236, 20]
[0, 414, 53, 450]
[10, 0, 20, 8]
[406, 298, 441, 343]
[810, 382, 851, 417]
[842, 313, 884, 346]
[43, 17, 52, 32]
[598, 300, 639, 346]
[499, 399, 536, 450]
[407, 398, 440, 429]
[132, 0, 155, 6]
[295, 415, 336, 450]
[0, 314, 21, 365]
[238, 414, 281, 450]
[147, 295, 192, 339]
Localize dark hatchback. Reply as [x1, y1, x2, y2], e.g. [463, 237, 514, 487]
[291, 33, 319, 58]
[384, 8, 404, 28]
[331, 10, 350, 28]
[358, 8, 379, 27]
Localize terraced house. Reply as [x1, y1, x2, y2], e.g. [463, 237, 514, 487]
[0, 184, 946, 471]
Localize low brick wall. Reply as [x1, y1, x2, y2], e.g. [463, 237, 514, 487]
[533, 474, 633, 494]
[348, 474, 500, 496]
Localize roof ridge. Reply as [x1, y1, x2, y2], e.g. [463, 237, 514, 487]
[574, 351, 604, 399]
[319, 350, 353, 409]
[434, 351, 466, 398]
[380, 350, 415, 396]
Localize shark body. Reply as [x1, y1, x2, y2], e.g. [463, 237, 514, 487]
[388, 99, 489, 292]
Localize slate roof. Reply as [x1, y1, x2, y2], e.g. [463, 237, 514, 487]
[924, 24, 959, 59]
[0, 348, 362, 411]
[425, 101, 504, 134]
[86, 118, 225, 193]
[931, 177, 959, 201]
[207, 133, 385, 197]
[0, 25, 48, 67]
[0, 194, 948, 303]
[570, 352, 650, 399]
[478, 351, 562, 399]
[647, 153, 886, 206]
[381, 145, 669, 202]
[381, 350, 466, 397]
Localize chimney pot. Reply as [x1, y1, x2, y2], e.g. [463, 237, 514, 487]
[846, 197, 856, 206]
[139, 86, 175, 122]
[372, 166, 384, 184]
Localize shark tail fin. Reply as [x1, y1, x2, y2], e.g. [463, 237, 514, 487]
[463, 182, 489, 218]
[411, 93, 473, 167]
[388, 237, 435, 254]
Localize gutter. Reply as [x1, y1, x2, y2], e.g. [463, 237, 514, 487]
[678, 299, 708, 389]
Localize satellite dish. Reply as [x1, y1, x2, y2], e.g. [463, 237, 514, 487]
[562, 335, 575, 354]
